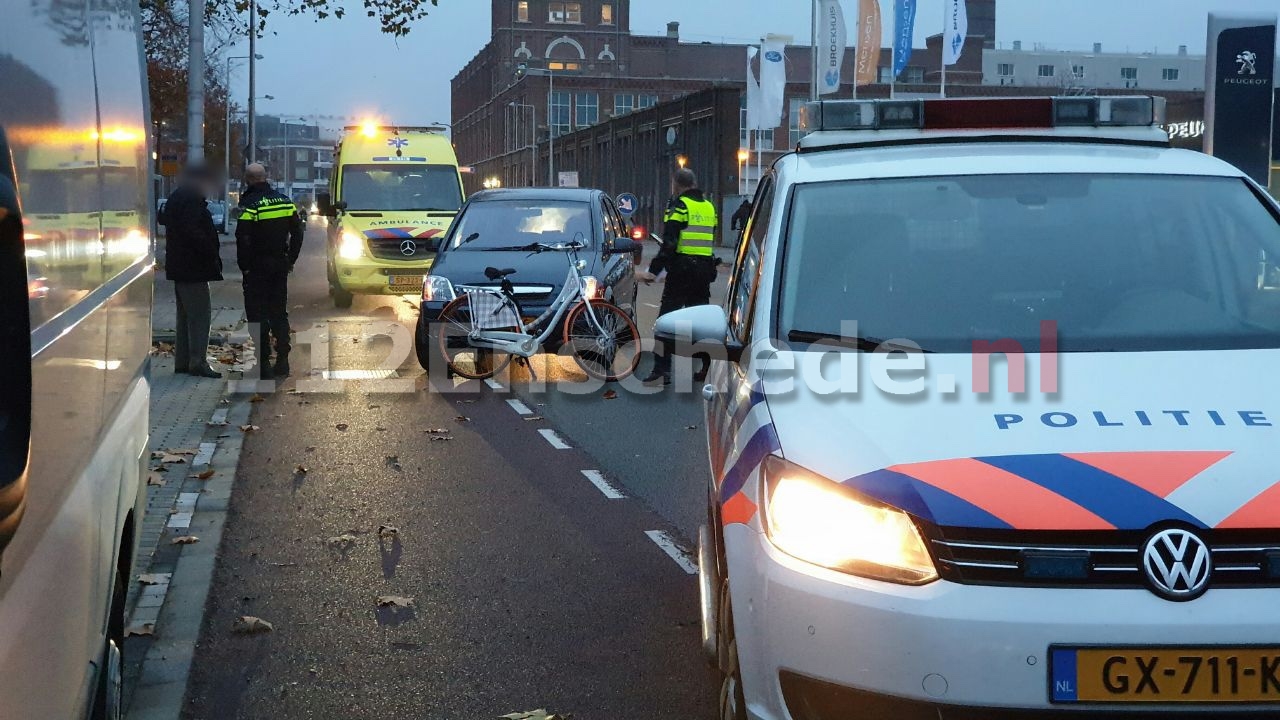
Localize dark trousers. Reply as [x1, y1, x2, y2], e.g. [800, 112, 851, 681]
[173, 281, 211, 371]
[652, 261, 715, 376]
[243, 272, 291, 364]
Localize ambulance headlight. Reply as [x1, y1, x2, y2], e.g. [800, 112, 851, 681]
[763, 457, 937, 584]
[339, 231, 366, 259]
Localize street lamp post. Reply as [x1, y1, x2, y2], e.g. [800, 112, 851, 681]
[223, 54, 262, 204]
[247, 0, 258, 163]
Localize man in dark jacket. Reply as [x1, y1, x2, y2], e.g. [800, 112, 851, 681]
[236, 163, 304, 380]
[637, 168, 719, 385]
[161, 164, 223, 378]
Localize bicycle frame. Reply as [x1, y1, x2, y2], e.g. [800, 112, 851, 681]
[463, 244, 612, 359]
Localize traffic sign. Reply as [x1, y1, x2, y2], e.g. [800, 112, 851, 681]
[616, 193, 638, 217]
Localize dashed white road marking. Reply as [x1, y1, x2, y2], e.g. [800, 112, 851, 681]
[193, 442, 217, 467]
[581, 470, 626, 499]
[485, 378, 504, 390]
[506, 399, 534, 415]
[645, 530, 698, 575]
[537, 428, 571, 449]
[209, 408, 229, 426]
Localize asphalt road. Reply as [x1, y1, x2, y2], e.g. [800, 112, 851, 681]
[181, 222, 721, 719]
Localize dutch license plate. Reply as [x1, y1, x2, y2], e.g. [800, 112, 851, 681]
[388, 275, 423, 291]
[1051, 647, 1280, 704]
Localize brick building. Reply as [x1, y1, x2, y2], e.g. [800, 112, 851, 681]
[451, 0, 993, 190]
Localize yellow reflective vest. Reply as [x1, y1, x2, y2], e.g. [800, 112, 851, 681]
[665, 196, 718, 257]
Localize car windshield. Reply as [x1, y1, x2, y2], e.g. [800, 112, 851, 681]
[340, 164, 462, 212]
[444, 199, 593, 251]
[780, 174, 1280, 353]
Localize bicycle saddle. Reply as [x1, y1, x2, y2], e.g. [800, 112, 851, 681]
[484, 267, 517, 280]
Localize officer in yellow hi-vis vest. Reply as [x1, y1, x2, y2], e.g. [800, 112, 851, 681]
[236, 163, 304, 380]
[639, 168, 719, 385]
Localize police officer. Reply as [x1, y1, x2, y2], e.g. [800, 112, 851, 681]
[638, 168, 719, 385]
[236, 163, 304, 380]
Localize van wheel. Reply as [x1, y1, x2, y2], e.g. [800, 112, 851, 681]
[716, 577, 747, 720]
[333, 287, 354, 309]
[90, 572, 125, 720]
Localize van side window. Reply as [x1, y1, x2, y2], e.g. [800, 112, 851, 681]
[728, 177, 775, 342]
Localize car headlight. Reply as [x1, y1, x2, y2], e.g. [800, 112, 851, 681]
[422, 274, 456, 302]
[763, 456, 937, 585]
[339, 231, 366, 259]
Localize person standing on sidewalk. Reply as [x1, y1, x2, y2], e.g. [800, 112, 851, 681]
[160, 163, 223, 378]
[236, 163, 304, 380]
[637, 168, 719, 386]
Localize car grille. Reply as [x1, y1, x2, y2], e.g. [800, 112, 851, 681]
[456, 284, 555, 301]
[367, 237, 434, 261]
[929, 528, 1280, 589]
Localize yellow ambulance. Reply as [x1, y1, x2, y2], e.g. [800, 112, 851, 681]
[320, 124, 465, 308]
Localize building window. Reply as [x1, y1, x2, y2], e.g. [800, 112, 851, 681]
[904, 66, 924, 83]
[997, 62, 1014, 76]
[614, 94, 634, 116]
[294, 149, 308, 162]
[1162, 67, 1180, 81]
[549, 2, 582, 24]
[575, 92, 599, 128]
[1121, 66, 1138, 80]
[789, 97, 807, 147]
[637, 94, 658, 110]
[601, 3, 614, 25]
[549, 91, 571, 138]
[516, 1, 529, 22]
[548, 61, 581, 72]
[1037, 64, 1055, 78]
[293, 167, 309, 181]
[877, 66, 892, 83]
[1071, 64, 1085, 79]
[739, 95, 774, 149]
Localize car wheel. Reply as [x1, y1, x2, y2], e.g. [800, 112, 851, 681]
[333, 286, 354, 309]
[90, 571, 125, 720]
[718, 637, 747, 720]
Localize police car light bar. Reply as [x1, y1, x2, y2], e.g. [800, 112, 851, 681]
[800, 96, 1166, 134]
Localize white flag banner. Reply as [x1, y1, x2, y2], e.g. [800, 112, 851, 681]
[759, 36, 788, 128]
[818, 0, 847, 95]
[746, 46, 764, 132]
[943, 0, 968, 66]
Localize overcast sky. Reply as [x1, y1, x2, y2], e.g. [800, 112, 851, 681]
[233, 0, 1276, 127]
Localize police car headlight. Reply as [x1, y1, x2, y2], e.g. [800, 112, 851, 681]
[339, 231, 366, 259]
[422, 275, 456, 303]
[763, 457, 937, 585]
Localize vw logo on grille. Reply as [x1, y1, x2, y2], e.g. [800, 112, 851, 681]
[1142, 528, 1211, 601]
[399, 240, 418, 257]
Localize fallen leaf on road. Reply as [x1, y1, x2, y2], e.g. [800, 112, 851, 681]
[685, 425, 698, 430]
[157, 455, 187, 464]
[146, 473, 167, 487]
[456, 399, 475, 405]
[294, 465, 308, 474]
[335, 423, 349, 431]
[125, 623, 155, 637]
[305, 446, 317, 452]
[171, 535, 200, 545]
[239, 424, 261, 433]
[286, 389, 304, 396]
[454, 415, 470, 423]
[232, 616, 274, 634]
[190, 469, 216, 480]
[375, 426, 387, 432]
[368, 404, 381, 409]
[249, 394, 266, 403]
[385, 456, 403, 472]
[523, 416, 545, 422]
[501, 710, 571, 720]
[424, 428, 450, 435]
[602, 389, 618, 400]
[376, 595, 414, 608]
[327, 534, 357, 548]
[429, 435, 453, 442]
[377, 525, 398, 538]
[137, 574, 167, 585]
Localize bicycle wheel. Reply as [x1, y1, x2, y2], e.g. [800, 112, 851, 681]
[435, 294, 517, 380]
[563, 300, 641, 382]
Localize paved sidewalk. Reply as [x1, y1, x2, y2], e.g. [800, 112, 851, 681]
[123, 234, 255, 717]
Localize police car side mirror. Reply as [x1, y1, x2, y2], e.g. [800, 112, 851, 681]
[655, 305, 743, 363]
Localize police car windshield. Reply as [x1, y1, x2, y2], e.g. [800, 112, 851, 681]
[780, 174, 1280, 353]
[340, 164, 462, 212]
[445, 200, 593, 251]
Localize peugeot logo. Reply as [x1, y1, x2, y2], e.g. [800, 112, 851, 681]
[1142, 528, 1212, 601]
[399, 240, 418, 257]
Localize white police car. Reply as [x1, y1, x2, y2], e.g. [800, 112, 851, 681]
[656, 96, 1280, 719]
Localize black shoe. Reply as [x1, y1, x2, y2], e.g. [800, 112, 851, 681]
[641, 371, 671, 386]
[190, 365, 223, 379]
[174, 366, 189, 375]
[273, 359, 291, 378]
